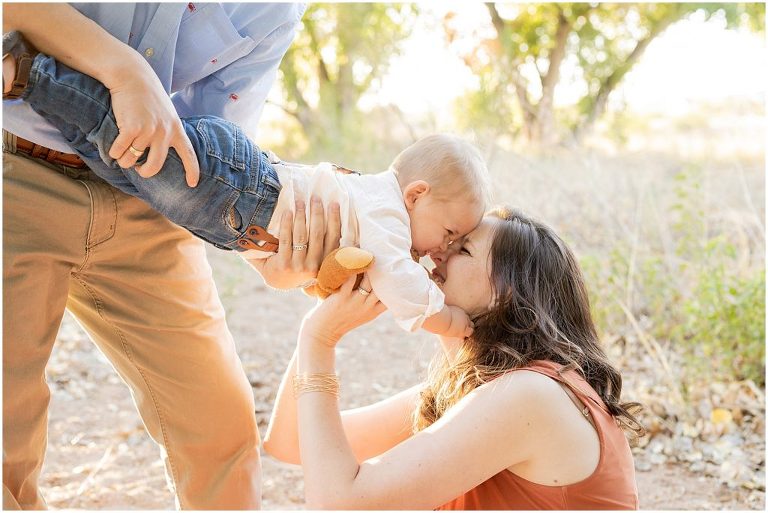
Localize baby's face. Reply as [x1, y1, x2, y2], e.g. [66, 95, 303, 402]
[408, 195, 484, 257]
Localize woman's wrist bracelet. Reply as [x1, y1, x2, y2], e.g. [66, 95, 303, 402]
[292, 373, 340, 399]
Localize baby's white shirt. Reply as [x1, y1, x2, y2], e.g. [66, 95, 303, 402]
[242, 157, 445, 332]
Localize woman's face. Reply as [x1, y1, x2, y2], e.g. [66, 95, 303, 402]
[430, 217, 498, 316]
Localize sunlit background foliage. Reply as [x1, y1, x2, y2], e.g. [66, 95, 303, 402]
[254, 3, 765, 410]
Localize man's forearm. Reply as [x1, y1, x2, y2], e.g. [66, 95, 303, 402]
[3, 3, 148, 88]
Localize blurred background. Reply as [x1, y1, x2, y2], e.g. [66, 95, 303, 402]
[259, 2, 766, 481]
[246, 0, 767, 503]
[43, 2, 765, 509]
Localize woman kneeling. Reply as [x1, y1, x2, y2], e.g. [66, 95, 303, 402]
[264, 207, 644, 510]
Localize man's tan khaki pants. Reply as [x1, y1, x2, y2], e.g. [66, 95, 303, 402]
[3, 142, 261, 510]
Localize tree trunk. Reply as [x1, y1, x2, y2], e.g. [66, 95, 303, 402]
[337, 61, 355, 120]
[536, 10, 572, 145]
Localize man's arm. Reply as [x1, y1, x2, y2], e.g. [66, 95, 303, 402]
[3, 4, 134, 88]
[3, 3, 200, 185]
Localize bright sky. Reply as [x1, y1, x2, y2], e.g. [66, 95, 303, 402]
[621, 15, 766, 115]
[360, 3, 767, 117]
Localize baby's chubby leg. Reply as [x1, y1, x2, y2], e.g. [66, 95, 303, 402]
[20, 53, 280, 249]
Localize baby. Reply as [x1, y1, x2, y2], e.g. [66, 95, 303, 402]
[4, 32, 490, 337]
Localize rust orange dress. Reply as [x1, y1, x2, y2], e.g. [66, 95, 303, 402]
[437, 360, 639, 510]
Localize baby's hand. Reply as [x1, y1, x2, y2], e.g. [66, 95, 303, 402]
[444, 305, 474, 338]
[421, 304, 473, 338]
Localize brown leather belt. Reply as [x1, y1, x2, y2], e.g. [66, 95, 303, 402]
[14, 136, 87, 168]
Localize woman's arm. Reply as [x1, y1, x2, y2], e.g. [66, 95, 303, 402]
[263, 349, 419, 464]
[260, 199, 416, 459]
[3, 3, 200, 184]
[291, 280, 554, 510]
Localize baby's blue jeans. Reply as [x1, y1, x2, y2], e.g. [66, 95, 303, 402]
[22, 54, 281, 251]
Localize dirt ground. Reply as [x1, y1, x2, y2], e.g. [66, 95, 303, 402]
[34, 248, 764, 510]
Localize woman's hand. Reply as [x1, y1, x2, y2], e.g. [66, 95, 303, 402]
[300, 275, 387, 349]
[256, 197, 342, 289]
[106, 62, 201, 186]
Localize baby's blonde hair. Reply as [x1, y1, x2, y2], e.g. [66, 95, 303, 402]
[390, 134, 491, 208]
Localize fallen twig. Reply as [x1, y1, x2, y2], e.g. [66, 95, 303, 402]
[69, 443, 116, 507]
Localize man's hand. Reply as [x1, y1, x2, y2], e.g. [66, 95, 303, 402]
[107, 64, 200, 187]
[3, 3, 200, 187]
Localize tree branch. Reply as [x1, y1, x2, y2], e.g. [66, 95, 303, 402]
[304, 17, 332, 84]
[357, 64, 377, 95]
[485, 3, 506, 38]
[281, 51, 311, 114]
[506, 68, 538, 143]
[388, 104, 418, 143]
[486, 3, 536, 127]
[266, 99, 300, 122]
[576, 12, 681, 138]
[541, 8, 571, 97]
[534, 7, 572, 144]
[534, 60, 546, 91]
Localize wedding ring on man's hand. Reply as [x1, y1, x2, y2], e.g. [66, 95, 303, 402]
[358, 287, 371, 297]
[292, 243, 308, 251]
[128, 145, 145, 158]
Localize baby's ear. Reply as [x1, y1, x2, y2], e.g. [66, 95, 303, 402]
[314, 247, 374, 296]
[403, 180, 430, 209]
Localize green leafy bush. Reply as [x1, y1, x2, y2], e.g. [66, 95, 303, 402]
[583, 165, 765, 391]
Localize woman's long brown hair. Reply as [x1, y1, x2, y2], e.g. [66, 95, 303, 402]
[415, 207, 645, 439]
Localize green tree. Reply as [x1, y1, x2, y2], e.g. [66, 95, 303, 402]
[276, 3, 417, 161]
[447, 2, 765, 145]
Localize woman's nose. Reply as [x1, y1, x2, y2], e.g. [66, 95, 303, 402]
[431, 245, 457, 263]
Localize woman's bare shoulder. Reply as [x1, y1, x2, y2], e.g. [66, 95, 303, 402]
[481, 368, 562, 393]
[470, 369, 571, 419]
